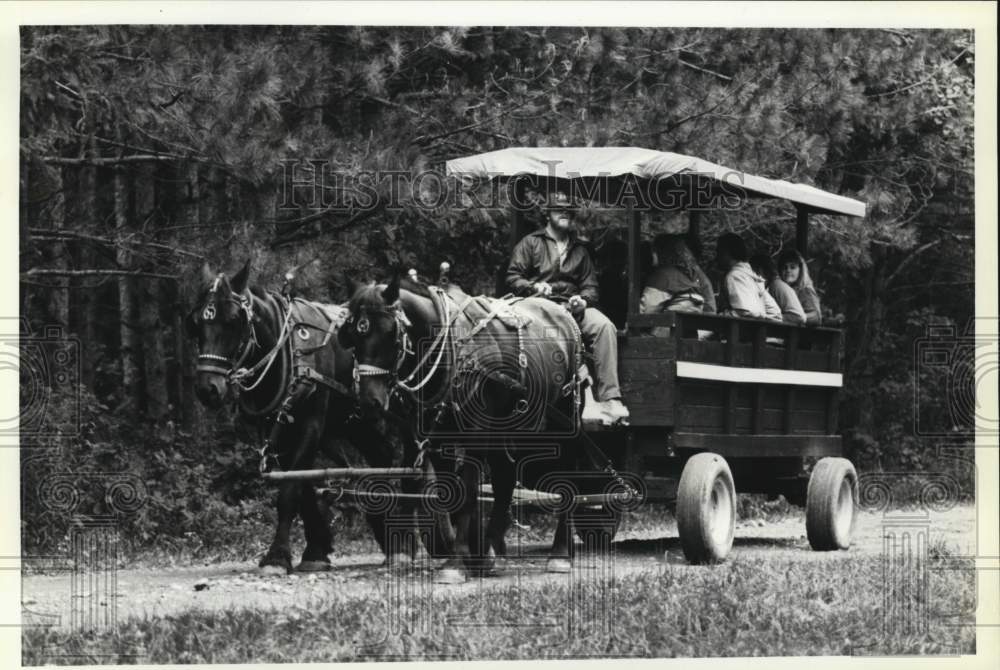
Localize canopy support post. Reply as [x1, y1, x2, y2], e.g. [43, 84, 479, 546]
[796, 207, 809, 257]
[511, 208, 527, 250]
[627, 202, 641, 322]
[687, 210, 702, 260]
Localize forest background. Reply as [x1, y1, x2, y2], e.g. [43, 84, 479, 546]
[18, 26, 976, 556]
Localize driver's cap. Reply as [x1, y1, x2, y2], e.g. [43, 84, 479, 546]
[542, 190, 579, 212]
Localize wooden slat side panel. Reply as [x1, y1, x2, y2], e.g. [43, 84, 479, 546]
[672, 432, 842, 458]
[618, 335, 675, 427]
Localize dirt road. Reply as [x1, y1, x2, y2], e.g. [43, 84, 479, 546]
[21, 505, 976, 628]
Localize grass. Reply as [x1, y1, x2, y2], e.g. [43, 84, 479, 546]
[23, 550, 976, 664]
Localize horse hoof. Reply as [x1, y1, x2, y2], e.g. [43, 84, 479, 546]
[486, 559, 506, 577]
[434, 568, 466, 585]
[295, 560, 332, 573]
[546, 558, 572, 574]
[258, 564, 289, 577]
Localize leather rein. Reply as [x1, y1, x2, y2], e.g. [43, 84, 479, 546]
[196, 277, 294, 417]
[350, 285, 469, 406]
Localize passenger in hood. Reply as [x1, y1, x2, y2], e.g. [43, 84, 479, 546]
[714, 233, 781, 321]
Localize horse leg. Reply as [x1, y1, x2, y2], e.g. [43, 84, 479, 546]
[289, 415, 336, 572]
[260, 475, 299, 574]
[420, 451, 458, 561]
[547, 436, 579, 574]
[485, 448, 515, 562]
[435, 453, 478, 584]
[547, 510, 576, 573]
[297, 482, 334, 571]
[345, 419, 415, 565]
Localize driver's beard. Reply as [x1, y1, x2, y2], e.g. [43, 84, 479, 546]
[553, 215, 573, 233]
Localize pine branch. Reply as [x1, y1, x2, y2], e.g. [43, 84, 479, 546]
[866, 49, 968, 98]
[23, 268, 177, 280]
[27, 228, 205, 259]
[884, 239, 945, 288]
[677, 58, 732, 82]
[40, 155, 178, 166]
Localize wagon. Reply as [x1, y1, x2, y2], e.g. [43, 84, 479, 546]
[443, 147, 866, 563]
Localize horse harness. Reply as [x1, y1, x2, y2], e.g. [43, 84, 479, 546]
[350, 286, 570, 409]
[348, 285, 637, 495]
[196, 275, 355, 472]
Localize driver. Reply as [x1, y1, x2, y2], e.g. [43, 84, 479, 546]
[506, 190, 629, 424]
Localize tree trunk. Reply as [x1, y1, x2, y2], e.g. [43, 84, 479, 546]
[178, 161, 201, 426]
[137, 163, 169, 421]
[75, 138, 100, 389]
[19, 153, 31, 320]
[114, 144, 141, 413]
[849, 249, 886, 460]
[47, 166, 70, 327]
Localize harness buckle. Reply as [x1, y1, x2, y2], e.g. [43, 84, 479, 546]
[413, 438, 431, 468]
[258, 442, 275, 474]
[434, 403, 449, 425]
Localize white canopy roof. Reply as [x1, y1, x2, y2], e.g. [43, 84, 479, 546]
[445, 146, 866, 218]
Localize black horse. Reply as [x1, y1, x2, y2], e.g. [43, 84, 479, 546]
[186, 260, 422, 574]
[339, 273, 628, 583]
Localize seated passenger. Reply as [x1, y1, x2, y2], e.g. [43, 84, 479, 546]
[641, 233, 716, 314]
[749, 253, 806, 325]
[506, 190, 629, 424]
[776, 249, 822, 325]
[714, 233, 781, 321]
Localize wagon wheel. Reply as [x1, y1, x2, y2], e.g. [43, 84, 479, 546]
[676, 453, 736, 564]
[806, 457, 857, 551]
[572, 505, 622, 551]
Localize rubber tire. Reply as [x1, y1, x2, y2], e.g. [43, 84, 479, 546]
[806, 457, 857, 551]
[676, 453, 736, 564]
[573, 506, 622, 549]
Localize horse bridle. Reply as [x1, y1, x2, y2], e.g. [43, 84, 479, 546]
[349, 286, 459, 399]
[195, 275, 259, 378]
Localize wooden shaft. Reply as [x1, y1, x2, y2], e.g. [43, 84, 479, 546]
[262, 467, 423, 481]
[319, 489, 441, 501]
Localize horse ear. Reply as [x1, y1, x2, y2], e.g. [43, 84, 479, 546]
[231, 258, 251, 294]
[201, 262, 215, 285]
[381, 272, 400, 305]
[344, 273, 361, 299]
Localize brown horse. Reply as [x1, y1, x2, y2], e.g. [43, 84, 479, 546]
[186, 260, 422, 573]
[339, 273, 630, 583]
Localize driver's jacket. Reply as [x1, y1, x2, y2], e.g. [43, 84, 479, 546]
[505, 229, 600, 306]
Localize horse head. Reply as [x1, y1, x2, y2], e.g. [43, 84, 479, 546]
[185, 259, 256, 408]
[338, 273, 408, 415]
